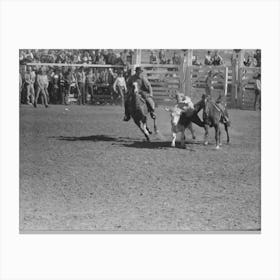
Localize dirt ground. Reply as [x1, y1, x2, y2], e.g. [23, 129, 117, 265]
[19, 104, 261, 232]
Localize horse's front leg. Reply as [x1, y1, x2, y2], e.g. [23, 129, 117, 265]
[204, 124, 209, 145]
[224, 124, 230, 144]
[171, 132, 176, 147]
[135, 120, 150, 142]
[214, 124, 220, 149]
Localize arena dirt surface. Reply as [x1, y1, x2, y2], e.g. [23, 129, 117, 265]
[20, 104, 261, 232]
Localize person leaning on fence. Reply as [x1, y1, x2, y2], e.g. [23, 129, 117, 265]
[34, 68, 48, 108]
[113, 70, 127, 106]
[254, 73, 261, 110]
[124, 66, 156, 121]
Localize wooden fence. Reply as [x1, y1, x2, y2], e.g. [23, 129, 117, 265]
[140, 64, 180, 105]
[26, 52, 261, 109]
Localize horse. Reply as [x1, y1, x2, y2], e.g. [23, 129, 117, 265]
[127, 82, 158, 141]
[201, 94, 230, 149]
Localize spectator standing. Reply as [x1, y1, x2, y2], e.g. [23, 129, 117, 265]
[204, 51, 212, 65]
[59, 69, 66, 105]
[52, 69, 60, 104]
[34, 68, 48, 108]
[254, 73, 261, 110]
[76, 67, 86, 105]
[86, 68, 96, 104]
[254, 49, 261, 67]
[24, 66, 35, 105]
[113, 70, 127, 106]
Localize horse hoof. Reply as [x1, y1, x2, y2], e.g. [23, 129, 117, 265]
[171, 144, 175, 148]
[204, 141, 208, 146]
[215, 145, 220, 150]
[219, 143, 222, 147]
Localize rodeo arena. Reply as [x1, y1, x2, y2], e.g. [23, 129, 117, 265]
[20, 49, 261, 231]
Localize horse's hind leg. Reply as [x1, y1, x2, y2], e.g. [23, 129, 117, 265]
[146, 124, 152, 135]
[224, 124, 230, 144]
[135, 120, 150, 142]
[142, 122, 151, 141]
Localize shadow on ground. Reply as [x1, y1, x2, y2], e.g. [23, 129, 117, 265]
[51, 134, 202, 150]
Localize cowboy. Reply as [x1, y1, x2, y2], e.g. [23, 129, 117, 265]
[204, 71, 229, 125]
[124, 66, 155, 121]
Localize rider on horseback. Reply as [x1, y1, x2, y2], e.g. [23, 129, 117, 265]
[204, 71, 230, 125]
[123, 66, 156, 121]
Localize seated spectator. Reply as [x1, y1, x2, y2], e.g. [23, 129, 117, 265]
[159, 49, 166, 64]
[192, 55, 201, 66]
[25, 50, 34, 62]
[115, 53, 125, 65]
[172, 52, 181, 65]
[107, 49, 117, 65]
[254, 49, 261, 67]
[212, 50, 223, 65]
[204, 51, 212, 65]
[150, 51, 158, 64]
[244, 54, 253, 67]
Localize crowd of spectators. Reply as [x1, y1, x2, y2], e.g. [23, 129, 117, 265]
[19, 49, 134, 66]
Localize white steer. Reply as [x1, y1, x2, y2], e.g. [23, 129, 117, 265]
[165, 105, 196, 148]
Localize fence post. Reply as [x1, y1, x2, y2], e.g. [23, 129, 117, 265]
[224, 66, 228, 98]
[237, 50, 245, 109]
[179, 49, 192, 96]
[131, 49, 142, 74]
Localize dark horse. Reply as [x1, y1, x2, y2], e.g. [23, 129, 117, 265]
[127, 82, 158, 141]
[178, 95, 230, 149]
[201, 94, 230, 149]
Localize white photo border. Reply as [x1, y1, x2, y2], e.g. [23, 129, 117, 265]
[1, 0, 280, 279]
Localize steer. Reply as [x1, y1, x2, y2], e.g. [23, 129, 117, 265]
[165, 106, 196, 148]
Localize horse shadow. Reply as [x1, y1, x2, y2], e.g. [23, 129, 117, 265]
[51, 134, 202, 150]
[53, 135, 121, 142]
